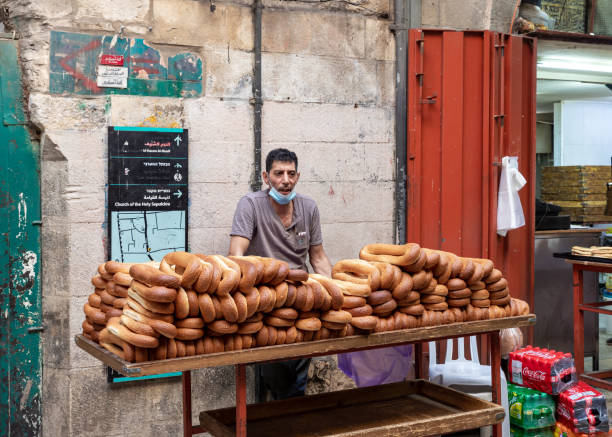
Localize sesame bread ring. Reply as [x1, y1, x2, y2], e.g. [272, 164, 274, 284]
[113, 298, 128, 309]
[88, 293, 102, 308]
[471, 289, 490, 300]
[82, 320, 95, 335]
[331, 278, 371, 297]
[207, 320, 238, 335]
[436, 262, 453, 285]
[120, 314, 158, 337]
[350, 315, 378, 330]
[399, 304, 424, 316]
[153, 337, 168, 360]
[359, 243, 421, 266]
[98, 263, 114, 281]
[92, 275, 107, 289]
[391, 272, 414, 300]
[371, 262, 395, 290]
[131, 280, 177, 303]
[342, 295, 367, 309]
[490, 295, 511, 306]
[128, 289, 174, 315]
[449, 307, 466, 322]
[458, 259, 475, 281]
[238, 321, 264, 334]
[197, 293, 216, 323]
[447, 254, 464, 278]
[307, 279, 324, 310]
[295, 284, 314, 312]
[403, 250, 427, 273]
[184, 341, 196, 356]
[287, 269, 309, 282]
[367, 290, 393, 306]
[396, 291, 420, 306]
[124, 299, 174, 322]
[233, 292, 248, 323]
[489, 288, 509, 300]
[175, 328, 204, 341]
[160, 251, 203, 289]
[270, 307, 298, 320]
[105, 308, 124, 322]
[246, 312, 263, 323]
[488, 305, 506, 319]
[129, 263, 180, 289]
[186, 290, 199, 317]
[269, 260, 290, 286]
[256, 257, 280, 284]
[99, 301, 113, 313]
[107, 281, 129, 298]
[99, 289, 117, 306]
[411, 270, 431, 290]
[469, 281, 486, 291]
[219, 294, 239, 323]
[193, 257, 215, 293]
[321, 310, 352, 324]
[447, 297, 470, 307]
[332, 259, 381, 291]
[285, 283, 297, 307]
[286, 326, 298, 344]
[165, 338, 178, 358]
[255, 326, 269, 346]
[471, 298, 490, 308]
[319, 287, 332, 312]
[372, 299, 398, 315]
[467, 258, 495, 278]
[432, 284, 449, 296]
[274, 282, 289, 308]
[421, 294, 445, 304]
[487, 278, 508, 292]
[322, 320, 347, 330]
[175, 340, 186, 358]
[346, 304, 373, 317]
[99, 328, 135, 362]
[424, 302, 448, 311]
[433, 252, 449, 276]
[295, 317, 321, 331]
[264, 316, 294, 328]
[275, 329, 287, 345]
[447, 278, 467, 291]
[448, 288, 471, 299]
[211, 255, 241, 295]
[107, 317, 159, 349]
[484, 268, 503, 284]
[242, 334, 255, 348]
[123, 308, 177, 338]
[387, 265, 402, 289]
[331, 271, 369, 286]
[257, 285, 276, 313]
[174, 287, 189, 319]
[175, 317, 205, 329]
[420, 278, 438, 294]
[105, 261, 133, 275]
[309, 274, 344, 310]
[227, 256, 258, 291]
[83, 303, 106, 325]
[113, 272, 132, 287]
[244, 287, 260, 318]
[423, 249, 441, 270]
[266, 327, 278, 345]
[468, 263, 484, 284]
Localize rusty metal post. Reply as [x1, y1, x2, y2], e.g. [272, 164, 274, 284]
[235, 364, 247, 437]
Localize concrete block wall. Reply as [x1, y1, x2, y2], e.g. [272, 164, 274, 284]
[3, 0, 396, 435]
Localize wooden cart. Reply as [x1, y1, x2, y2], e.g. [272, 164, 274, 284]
[76, 314, 535, 437]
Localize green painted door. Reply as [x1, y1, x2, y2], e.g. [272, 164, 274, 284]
[0, 38, 42, 436]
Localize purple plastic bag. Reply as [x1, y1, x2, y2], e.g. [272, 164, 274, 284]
[338, 345, 413, 387]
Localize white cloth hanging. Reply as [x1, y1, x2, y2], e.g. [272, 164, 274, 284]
[497, 156, 527, 237]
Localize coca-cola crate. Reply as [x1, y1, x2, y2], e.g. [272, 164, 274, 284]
[556, 381, 609, 435]
[508, 346, 576, 395]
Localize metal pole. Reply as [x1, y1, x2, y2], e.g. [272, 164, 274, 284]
[251, 0, 263, 193]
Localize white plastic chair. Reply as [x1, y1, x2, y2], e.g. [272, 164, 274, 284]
[428, 337, 510, 437]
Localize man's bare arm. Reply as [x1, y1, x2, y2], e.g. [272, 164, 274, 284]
[308, 244, 332, 277]
[229, 236, 251, 256]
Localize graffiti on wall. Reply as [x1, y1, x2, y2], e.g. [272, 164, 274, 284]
[50, 31, 202, 98]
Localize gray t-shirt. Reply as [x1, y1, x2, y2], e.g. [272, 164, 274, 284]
[230, 189, 323, 271]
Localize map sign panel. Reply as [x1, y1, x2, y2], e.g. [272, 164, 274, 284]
[108, 126, 188, 263]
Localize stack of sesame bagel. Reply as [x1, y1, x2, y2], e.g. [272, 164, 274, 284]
[83, 244, 529, 363]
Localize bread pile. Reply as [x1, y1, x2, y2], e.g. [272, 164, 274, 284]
[82, 244, 530, 363]
[571, 246, 612, 259]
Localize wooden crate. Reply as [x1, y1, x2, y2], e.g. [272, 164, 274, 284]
[199, 380, 505, 437]
[541, 166, 611, 224]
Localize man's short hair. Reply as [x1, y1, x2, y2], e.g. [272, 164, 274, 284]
[265, 148, 298, 173]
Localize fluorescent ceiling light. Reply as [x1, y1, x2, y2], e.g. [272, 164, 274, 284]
[537, 56, 612, 83]
[538, 58, 612, 74]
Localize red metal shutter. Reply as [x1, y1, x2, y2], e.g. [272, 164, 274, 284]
[406, 29, 536, 310]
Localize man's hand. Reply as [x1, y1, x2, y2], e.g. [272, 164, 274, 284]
[229, 236, 250, 256]
[309, 244, 332, 277]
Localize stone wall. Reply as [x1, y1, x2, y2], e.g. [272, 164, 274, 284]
[2, 0, 395, 435]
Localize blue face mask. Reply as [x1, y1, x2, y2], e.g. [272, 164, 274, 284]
[269, 186, 296, 205]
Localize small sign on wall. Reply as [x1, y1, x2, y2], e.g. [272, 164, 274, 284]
[100, 54, 124, 66]
[97, 65, 128, 88]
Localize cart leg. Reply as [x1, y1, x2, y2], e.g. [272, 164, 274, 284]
[414, 342, 423, 379]
[183, 371, 193, 437]
[573, 266, 585, 376]
[489, 332, 502, 437]
[236, 364, 247, 437]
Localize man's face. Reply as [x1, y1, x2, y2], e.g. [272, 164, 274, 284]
[263, 160, 300, 195]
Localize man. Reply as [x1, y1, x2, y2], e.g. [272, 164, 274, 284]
[229, 148, 332, 400]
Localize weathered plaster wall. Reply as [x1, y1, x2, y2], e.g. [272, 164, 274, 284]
[2, 0, 395, 435]
[421, 0, 518, 33]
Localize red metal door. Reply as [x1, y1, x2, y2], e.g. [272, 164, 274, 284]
[407, 30, 536, 310]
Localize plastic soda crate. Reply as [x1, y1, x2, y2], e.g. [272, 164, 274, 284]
[508, 346, 576, 395]
[511, 426, 555, 437]
[508, 383, 556, 430]
[556, 381, 609, 435]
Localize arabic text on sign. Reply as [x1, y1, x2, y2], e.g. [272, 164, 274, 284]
[97, 76, 128, 88]
[101, 54, 125, 66]
[97, 65, 129, 78]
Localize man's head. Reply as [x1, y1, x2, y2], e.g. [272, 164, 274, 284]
[263, 148, 300, 203]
